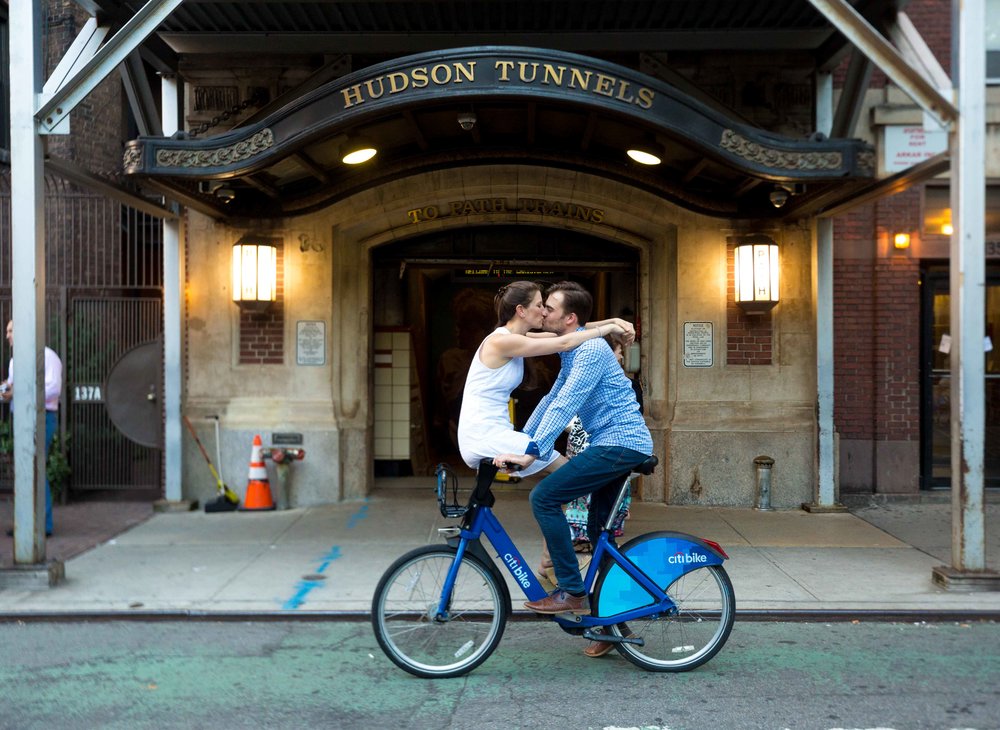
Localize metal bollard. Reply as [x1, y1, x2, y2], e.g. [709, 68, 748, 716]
[753, 455, 775, 511]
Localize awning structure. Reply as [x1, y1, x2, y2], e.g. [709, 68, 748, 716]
[123, 46, 875, 220]
[6, 0, 994, 590]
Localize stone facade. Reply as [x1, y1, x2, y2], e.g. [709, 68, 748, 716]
[180, 165, 819, 508]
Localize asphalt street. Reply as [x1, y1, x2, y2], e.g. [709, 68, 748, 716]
[1, 618, 997, 730]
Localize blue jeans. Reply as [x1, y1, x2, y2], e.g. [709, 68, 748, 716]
[529, 445, 648, 595]
[44, 410, 56, 534]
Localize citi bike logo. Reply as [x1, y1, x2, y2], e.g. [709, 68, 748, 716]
[668, 551, 708, 565]
[503, 553, 533, 589]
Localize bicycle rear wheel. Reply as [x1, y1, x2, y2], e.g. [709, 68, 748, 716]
[372, 545, 509, 678]
[596, 564, 735, 672]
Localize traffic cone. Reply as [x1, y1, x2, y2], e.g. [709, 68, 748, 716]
[240, 434, 275, 511]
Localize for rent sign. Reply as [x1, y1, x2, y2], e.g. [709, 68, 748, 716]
[883, 125, 947, 173]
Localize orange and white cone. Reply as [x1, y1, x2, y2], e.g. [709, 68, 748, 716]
[240, 434, 275, 511]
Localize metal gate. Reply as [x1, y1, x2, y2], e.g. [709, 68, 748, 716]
[67, 296, 162, 490]
[0, 172, 164, 494]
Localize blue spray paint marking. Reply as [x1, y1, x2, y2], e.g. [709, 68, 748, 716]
[347, 502, 369, 529]
[282, 499, 370, 610]
[283, 546, 341, 610]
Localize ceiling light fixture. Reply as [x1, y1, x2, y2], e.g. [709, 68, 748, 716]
[626, 142, 663, 166]
[341, 137, 377, 165]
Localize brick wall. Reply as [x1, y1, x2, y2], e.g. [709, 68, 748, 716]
[44, 1, 126, 177]
[833, 189, 922, 445]
[726, 240, 773, 366]
[238, 243, 285, 365]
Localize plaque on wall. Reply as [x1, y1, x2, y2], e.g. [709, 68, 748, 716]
[683, 322, 713, 368]
[296, 320, 326, 366]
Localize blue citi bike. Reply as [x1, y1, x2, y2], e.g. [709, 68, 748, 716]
[371, 456, 735, 678]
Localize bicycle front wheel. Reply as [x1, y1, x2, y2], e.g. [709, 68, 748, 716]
[596, 564, 735, 672]
[372, 545, 509, 678]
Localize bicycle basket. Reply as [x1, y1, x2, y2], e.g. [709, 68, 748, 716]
[436, 463, 469, 518]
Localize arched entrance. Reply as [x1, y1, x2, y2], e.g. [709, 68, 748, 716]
[371, 225, 640, 476]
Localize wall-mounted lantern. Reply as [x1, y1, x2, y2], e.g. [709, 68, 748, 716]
[893, 232, 911, 250]
[232, 239, 277, 310]
[734, 238, 780, 314]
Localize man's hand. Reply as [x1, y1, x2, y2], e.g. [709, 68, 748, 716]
[493, 453, 536, 471]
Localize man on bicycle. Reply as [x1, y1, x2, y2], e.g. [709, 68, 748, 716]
[495, 281, 653, 614]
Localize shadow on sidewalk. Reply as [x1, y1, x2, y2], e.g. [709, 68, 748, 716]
[0, 495, 153, 568]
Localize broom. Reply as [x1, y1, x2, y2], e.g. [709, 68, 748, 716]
[183, 415, 240, 512]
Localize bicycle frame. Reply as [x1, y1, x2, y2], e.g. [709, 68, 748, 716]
[437, 499, 726, 629]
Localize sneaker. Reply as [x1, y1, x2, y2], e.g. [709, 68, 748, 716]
[523, 590, 590, 615]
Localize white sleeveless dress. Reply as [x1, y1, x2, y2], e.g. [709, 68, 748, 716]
[457, 327, 561, 475]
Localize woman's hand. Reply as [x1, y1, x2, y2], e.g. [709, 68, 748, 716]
[610, 318, 636, 345]
[493, 453, 536, 471]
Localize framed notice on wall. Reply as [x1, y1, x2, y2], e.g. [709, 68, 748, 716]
[683, 322, 713, 367]
[296, 321, 326, 366]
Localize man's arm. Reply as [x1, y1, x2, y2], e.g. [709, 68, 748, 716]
[529, 344, 603, 458]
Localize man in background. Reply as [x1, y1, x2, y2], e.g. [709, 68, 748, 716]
[2, 319, 62, 536]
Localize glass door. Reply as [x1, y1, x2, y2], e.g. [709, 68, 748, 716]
[921, 268, 1000, 488]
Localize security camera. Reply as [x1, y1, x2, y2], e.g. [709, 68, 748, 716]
[457, 112, 477, 131]
[769, 187, 789, 208]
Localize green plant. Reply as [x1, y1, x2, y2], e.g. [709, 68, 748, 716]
[0, 420, 11, 456]
[47, 430, 71, 501]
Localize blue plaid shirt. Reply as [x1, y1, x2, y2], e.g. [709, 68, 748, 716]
[524, 335, 652, 460]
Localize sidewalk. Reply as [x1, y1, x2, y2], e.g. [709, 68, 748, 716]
[0, 482, 998, 617]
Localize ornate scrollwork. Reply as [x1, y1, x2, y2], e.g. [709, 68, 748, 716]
[122, 146, 143, 173]
[155, 128, 275, 169]
[720, 130, 843, 171]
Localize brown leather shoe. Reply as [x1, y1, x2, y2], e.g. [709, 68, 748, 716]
[583, 638, 616, 658]
[523, 590, 590, 615]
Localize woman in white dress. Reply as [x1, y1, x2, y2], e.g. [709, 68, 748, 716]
[457, 281, 632, 476]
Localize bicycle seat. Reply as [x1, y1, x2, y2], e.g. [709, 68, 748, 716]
[634, 455, 658, 475]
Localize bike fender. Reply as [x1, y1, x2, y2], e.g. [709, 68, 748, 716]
[596, 531, 726, 617]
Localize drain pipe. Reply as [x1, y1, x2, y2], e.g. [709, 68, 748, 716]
[754, 455, 775, 511]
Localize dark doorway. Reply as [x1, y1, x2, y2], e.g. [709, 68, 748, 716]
[920, 265, 1000, 489]
[373, 225, 639, 474]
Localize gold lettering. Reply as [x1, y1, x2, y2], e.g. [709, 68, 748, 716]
[430, 64, 452, 84]
[364, 77, 386, 99]
[594, 74, 616, 97]
[636, 87, 655, 109]
[454, 61, 476, 83]
[341, 84, 364, 108]
[518, 62, 539, 83]
[387, 72, 409, 93]
[460, 201, 477, 215]
[616, 80, 634, 104]
[591, 209, 605, 223]
[495, 60, 515, 82]
[449, 201, 465, 216]
[542, 64, 566, 85]
[572, 205, 591, 221]
[492, 198, 507, 212]
[411, 67, 429, 88]
[568, 68, 592, 90]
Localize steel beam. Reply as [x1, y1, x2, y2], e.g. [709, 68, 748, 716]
[36, 0, 183, 134]
[162, 74, 185, 505]
[807, 0, 957, 126]
[8, 0, 48, 564]
[119, 51, 163, 137]
[933, 0, 993, 587]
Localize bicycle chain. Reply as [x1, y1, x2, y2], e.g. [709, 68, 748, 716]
[189, 92, 265, 138]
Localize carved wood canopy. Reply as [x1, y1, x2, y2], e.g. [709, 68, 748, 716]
[124, 47, 875, 220]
